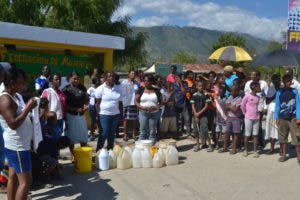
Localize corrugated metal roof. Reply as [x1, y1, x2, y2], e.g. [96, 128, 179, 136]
[184, 63, 224, 73]
[0, 21, 125, 50]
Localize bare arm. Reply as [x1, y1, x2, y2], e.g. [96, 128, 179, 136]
[0, 96, 36, 130]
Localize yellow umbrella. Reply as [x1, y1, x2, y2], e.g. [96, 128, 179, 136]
[209, 46, 252, 62]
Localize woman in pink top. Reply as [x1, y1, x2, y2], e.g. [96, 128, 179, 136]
[241, 81, 261, 158]
[41, 73, 66, 139]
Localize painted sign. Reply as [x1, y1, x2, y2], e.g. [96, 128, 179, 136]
[288, 0, 300, 50]
[0, 49, 91, 77]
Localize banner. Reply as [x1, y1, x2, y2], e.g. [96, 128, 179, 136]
[288, 0, 300, 50]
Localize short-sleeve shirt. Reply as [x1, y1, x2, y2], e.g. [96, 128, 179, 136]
[226, 95, 243, 118]
[95, 82, 122, 115]
[87, 87, 96, 106]
[190, 92, 211, 118]
[225, 74, 238, 97]
[62, 84, 87, 110]
[162, 93, 176, 117]
[121, 79, 139, 107]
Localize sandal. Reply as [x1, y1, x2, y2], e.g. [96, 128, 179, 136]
[266, 149, 274, 155]
[218, 148, 229, 153]
[278, 156, 288, 162]
[123, 137, 129, 142]
[230, 150, 237, 155]
[193, 145, 200, 152]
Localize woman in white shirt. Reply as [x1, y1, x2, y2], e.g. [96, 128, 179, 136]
[95, 72, 122, 150]
[135, 75, 162, 145]
[0, 66, 36, 200]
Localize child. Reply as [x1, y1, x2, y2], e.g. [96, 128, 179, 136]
[87, 77, 100, 141]
[160, 82, 178, 139]
[265, 74, 281, 154]
[191, 81, 212, 152]
[275, 74, 300, 164]
[215, 86, 227, 150]
[241, 82, 261, 158]
[219, 86, 243, 154]
[205, 80, 217, 146]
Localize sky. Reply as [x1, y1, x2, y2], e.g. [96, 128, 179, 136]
[113, 0, 290, 41]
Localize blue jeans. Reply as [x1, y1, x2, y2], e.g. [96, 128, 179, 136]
[88, 105, 97, 131]
[97, 114, 120, 151]
[139, 110, 160, 145]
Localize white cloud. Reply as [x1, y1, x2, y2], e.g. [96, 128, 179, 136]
[114, 0, 287, 41]
[135, 16, 169, 27]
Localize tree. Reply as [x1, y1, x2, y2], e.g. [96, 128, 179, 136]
[172, 51, 197, 64]
[267, 41, 284, 52]
[0, 0, 148, 72]
[211, 33, 246, 53]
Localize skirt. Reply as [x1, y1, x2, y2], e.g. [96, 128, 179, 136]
[265, 103, 278, 140]
[65, 113, 88, 144]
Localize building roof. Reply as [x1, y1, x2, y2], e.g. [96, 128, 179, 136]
[144, 62, 224, 74]
[0, 22, 125, 52]
[183, 63, 223, 73]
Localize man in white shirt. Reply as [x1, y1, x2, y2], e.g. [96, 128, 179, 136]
[244, 70, 268, 148]
[284, 68, 300, 92]
[121, 70, 139, 141]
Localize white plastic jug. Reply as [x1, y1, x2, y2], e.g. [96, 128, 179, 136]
[117, 148, 132, 170]
[153, 152, 163, 168]
[99, 148, 109, 171]
[113, 145, 122, 157]
[132, 147, 143, 168]
[157, 148, 166, 164]
[142, 147, 152, 168]
[108, 150, 117, 169]
[165, 145, 179, 165]
[95, 150, 101, 169]
[124, 146, 133, 156]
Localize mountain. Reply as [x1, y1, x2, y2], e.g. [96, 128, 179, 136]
[132, 26, 271, 63]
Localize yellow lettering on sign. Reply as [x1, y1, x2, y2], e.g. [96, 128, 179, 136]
[289, 31, 300, 42]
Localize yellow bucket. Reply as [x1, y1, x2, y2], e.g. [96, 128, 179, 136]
[73, 147, 93, 173]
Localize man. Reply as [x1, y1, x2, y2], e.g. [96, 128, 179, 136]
[244, 70, 268, 148]
[35, 65, 50, 95]
[284, 68, 300, 92]
[275, 74, 300, 165]
[121, 70, 139, 141]
[182, 70, 196, 137]
[167, 65, 177, 83]
[224, 65, 238, 97]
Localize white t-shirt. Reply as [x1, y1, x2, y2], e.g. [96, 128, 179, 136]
[95, 83, 122, 115]
[87, 87, 96, 106]
[121, 79, 138, 107]
[140, 92, 158, 108]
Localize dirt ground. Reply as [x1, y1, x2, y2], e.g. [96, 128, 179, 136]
[0, 137, 299, 200]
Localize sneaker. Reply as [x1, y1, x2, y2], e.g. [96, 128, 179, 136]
[193, 145, 200, 152]
[278, 156, 288, 162]
[200, 144, 208, 149]
[243, 151, 248, 157]
[207, 145, 214, 152]
[253, 152, 260, 158]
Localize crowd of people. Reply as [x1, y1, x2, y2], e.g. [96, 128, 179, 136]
[0, 61, 299, 199]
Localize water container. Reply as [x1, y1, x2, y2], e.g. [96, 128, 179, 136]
[142, 147, 152, 168]
[113, 144, 122, 157]
[99, 148, 109, 171]
[108, 150, 117, 169]
[150, 146, 158, 158]
[166, 145, 179, 165]
[73, 147, 93, 173]
[95, 150, 101, 169]
[153, 152, 163, 168]
[157, 148, 166, 164]
[117, 148, 132, 170]
[132, 147, 142, 168]
[124, 146, 133, 156]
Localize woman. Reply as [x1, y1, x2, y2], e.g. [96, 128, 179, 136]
[0, 66, 37, 200]
[95, 71, 122, 150]
[62, 71, 89, 156]
[135, 75, 162, 145]
[41, 73, 66, 139]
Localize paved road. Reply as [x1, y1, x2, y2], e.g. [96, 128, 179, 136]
[0, 138, 299, 200]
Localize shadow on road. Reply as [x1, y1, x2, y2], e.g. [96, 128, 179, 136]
[30, 163, 118, 200]
[177, 143, 194, 152]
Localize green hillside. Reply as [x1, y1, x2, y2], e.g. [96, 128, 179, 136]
[132, 26, 270, 62]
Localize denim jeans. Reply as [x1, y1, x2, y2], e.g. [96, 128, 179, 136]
[139, 110, 160, 145]
[97, 114, 120, 151]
